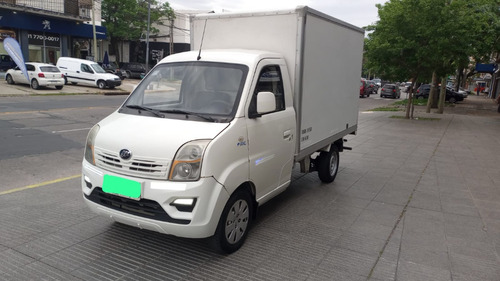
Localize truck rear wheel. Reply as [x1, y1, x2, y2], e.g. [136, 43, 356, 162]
[212, 189, 253, 254]
[317, 146, 339, 183]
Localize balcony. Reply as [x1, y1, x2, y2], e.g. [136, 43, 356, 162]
[0, 0, 92, 21]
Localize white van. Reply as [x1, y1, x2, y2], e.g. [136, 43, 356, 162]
[56, 57, 121, 89]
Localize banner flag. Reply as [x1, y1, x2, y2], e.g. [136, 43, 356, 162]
[3, 37, 29, 82]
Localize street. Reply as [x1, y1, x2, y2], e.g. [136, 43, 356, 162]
[1, 93, 499, 281]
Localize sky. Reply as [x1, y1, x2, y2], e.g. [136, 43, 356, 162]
[164, 0, 387, 29]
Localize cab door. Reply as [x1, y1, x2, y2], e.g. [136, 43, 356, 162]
[246, 60, 296, 202]
[78, 63, 95, 86]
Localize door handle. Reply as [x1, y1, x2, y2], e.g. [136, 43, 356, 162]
[283, 130, 293, 140]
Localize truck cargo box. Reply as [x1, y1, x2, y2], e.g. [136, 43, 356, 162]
[191, 6, 364, 160]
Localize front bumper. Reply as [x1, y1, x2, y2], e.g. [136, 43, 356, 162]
[82, 161, 229, 238]
[106, 79, 122, 87]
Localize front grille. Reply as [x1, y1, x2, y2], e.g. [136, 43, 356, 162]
[85, 187, 190, 225]
[95, 148, 170, 180]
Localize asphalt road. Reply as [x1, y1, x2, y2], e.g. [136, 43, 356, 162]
[0, 95, 127, 193]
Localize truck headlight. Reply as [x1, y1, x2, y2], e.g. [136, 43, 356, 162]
[84, 125, 100, 165]
[169, 140, 209, 181]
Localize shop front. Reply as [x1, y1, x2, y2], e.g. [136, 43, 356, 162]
[0, 8, 106, 64]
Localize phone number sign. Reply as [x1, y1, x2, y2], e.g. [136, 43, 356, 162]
[28, 31, 60, 47]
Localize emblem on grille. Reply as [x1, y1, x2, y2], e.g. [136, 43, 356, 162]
[119, 149, 132, 160]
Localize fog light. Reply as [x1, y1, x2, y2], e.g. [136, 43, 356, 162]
[84, 175, 92, 188]
[170, 198, 197, 212]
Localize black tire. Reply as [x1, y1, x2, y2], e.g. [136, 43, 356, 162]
[55, 86, 63, 90]
[317, 146, 339, 183]
[31, 79, 40, 90]
[212, 189, 253, 254]
[97, 80, 106, 89]
[448, 97, 456, 103]
[6, 74, 14, 84]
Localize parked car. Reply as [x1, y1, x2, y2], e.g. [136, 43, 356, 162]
[415, 84, 431, 99]
[98, 61, 126, 80]
[380, 84, 401, 98]
[5, 62, 64, 90]
[57, 57, 121, 89]
[447, 86, 468, 99]
[366, 80, 379, 94]
[372, 78, 381, 87]
[415, 84, 464, 103]
[0, 54, 16, 71]
[119, 62, 146, 79]
[360, 79, 371, 98]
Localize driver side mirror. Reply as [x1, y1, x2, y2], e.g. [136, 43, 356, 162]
[249, 91, 276, 118]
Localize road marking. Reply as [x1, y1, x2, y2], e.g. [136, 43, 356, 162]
[0, 174, 81, 196]
[52, 127, 91, 133]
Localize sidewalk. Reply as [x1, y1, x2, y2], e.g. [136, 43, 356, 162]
[0, 71, 139, 96]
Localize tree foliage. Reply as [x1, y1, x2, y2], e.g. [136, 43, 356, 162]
[364, 0, 500, 117]
[102, 0, 175, 62]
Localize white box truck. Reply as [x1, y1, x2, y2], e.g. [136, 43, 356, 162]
[81, 6, 364, 253]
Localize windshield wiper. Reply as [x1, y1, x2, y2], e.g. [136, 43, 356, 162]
[160, 109, 216, 122]
[125, 105, 165, 118]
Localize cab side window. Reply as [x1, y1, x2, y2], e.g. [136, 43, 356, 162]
[249, 65, 285, 115]
[81, 64, 93, 73]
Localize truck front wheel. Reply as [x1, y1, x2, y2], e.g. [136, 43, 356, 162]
[212, 189, 253, 254]
[317, 146, 339, 183]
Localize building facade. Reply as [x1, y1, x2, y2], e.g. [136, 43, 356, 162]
[128, 10, 208, 67]
[0, 0, 106, 64]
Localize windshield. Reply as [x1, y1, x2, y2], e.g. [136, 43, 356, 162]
[122, 61, 248, 122]
[91, 63, 107, 74]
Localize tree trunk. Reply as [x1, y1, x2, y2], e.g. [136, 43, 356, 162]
[437, 77, 446, 114]
[426, 71, 438, 112]
[406, 78, 417, 119]
[456, 67, 463, 91]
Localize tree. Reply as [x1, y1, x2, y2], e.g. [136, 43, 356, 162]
[102, 0, 175, 63]
[365, 0, 500, 117]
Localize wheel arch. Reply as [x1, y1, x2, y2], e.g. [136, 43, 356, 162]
[229, 181, 258, 220]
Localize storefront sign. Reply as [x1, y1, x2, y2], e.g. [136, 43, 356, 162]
[28, 31, 60, 47]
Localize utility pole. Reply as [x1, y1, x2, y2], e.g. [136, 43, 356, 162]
[145, 0, 151, 72]
[91, 0, 98, 62]
[169, 18, 174, 56]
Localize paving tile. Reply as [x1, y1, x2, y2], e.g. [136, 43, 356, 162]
[449, 252, 500, 281]
[396, 260, 451, 281]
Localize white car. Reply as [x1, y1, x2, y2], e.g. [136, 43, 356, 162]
[5, 62, 65, 90]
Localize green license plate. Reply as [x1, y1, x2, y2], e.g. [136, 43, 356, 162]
[102, 175, 142, 199]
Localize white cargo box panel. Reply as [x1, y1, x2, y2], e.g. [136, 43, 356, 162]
[191, 6, 364, 159]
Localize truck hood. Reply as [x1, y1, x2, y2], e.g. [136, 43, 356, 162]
[92, 112, 229, 178]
